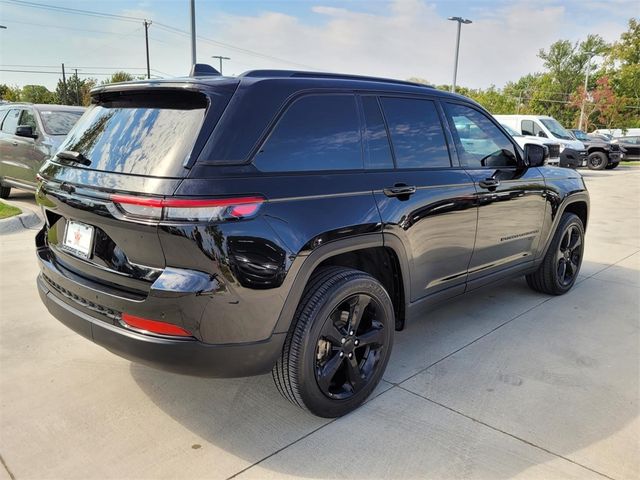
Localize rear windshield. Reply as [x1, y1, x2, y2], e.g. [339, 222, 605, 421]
[57, 91, 207, 177]
[40, 110, 83, 135]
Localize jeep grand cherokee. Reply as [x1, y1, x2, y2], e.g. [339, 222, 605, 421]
[35, 69, 589, 417]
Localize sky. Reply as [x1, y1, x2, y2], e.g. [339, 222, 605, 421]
[0, 0, 636, 91]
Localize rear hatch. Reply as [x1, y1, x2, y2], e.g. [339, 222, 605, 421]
[37, 81, 236, 295]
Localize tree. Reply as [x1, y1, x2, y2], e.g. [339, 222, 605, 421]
[20, 85, 56, 104]
[571, 76, 629, 130]
[0, 84, 22, 102]
[101, 71, 136, 85]
[55, 76, 96, 106]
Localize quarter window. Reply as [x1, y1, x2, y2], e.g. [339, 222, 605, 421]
[380, 97, 450, 168]
[1, 109, 20, 134]
[361, 96, 393, 169]
[254, 95, 362, 172]
[445, 103, 518, 168]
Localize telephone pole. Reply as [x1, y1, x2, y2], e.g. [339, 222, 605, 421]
[448, 16, 472, 93]
[61, 63, 68, 104]
[74, 69, 80, 105]
[578, 52, 595, 131]
[211, 55, 230, 74]
[144, 20, 152, 79]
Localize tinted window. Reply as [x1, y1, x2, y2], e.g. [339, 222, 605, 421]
[380, 97, 450, 168]
[521, 120, 546, 137]
[446, 103, 517, 168]
[1, 109, 20, 134]
[39, 110, 83, 135]
[19, 109, 37, 130]
[58, 92, 206, 178]
[255, 95, 361, 172]
[362, 96, 393, 169]
[0, 110, 9, 128]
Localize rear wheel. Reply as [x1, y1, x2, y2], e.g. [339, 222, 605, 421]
[273, 267, 394, 417]
[587, 152, 608, 170]
[0, 184, 10, 199]
[526, 213, 584, 295]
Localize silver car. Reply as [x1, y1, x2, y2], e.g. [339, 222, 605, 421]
[0, 103, 84, 198]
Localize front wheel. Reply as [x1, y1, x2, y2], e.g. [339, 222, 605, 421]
[587, 152, 608, 170]
[273, 267, 394, 417]
[526, 213, 584, 295]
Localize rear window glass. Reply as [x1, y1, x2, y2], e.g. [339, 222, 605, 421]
[58, 91, 207, 177]
[40, 110, 83, 135]
[254, 94, 362, 172]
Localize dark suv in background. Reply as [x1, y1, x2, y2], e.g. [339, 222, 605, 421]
[569, 129, 622, 170]
[35, 69, 589, 417]
[0, 103, 84, 198]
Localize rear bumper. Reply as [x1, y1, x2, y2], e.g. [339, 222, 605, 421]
[38, 274, 285, 377]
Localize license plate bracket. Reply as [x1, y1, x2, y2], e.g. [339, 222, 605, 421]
[62, 220, 95, 259]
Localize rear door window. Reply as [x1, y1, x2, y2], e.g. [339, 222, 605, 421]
[379, 97, 450, 168]
[254, 94, 362, 172]
[40, 110, 83, 135]
[57, 91, 207, 177]
[19, 109, 37, 130]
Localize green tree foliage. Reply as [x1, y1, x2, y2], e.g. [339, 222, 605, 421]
[101, 71, 136, 85]
[20, 85, 56, 104]
[56, 76, 98, 106]
[0, 84, 22, 102]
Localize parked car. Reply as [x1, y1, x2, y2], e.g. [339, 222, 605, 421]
[500, 123, 560, 166]
[592, 128, 640, 139]
[611, 136, 640, 161]
[35, 69, 589, 417]
[569, 129, 622, 170]
[0, 103, 85, 198]
[494, 114, 587, 168]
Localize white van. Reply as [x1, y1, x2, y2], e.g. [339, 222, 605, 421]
[498, 123, 561, 166]
[494, 115, 587, 168]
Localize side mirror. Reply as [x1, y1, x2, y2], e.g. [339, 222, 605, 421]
[524, 143, 548, 167]
[15, 125, 37, 139]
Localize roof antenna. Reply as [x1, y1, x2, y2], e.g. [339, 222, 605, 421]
[190, 63, 221, 77]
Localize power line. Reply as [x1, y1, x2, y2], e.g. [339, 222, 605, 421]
[2, 0, 321, 70]
[1, 64, 148, 70]
[0, 68, 158, 77]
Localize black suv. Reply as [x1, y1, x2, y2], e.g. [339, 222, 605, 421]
[569, 129, 622, 170]
[35, 69, 589, 417]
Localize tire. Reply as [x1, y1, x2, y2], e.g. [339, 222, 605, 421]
[605, 162, 619, 170]
[273, 266, 394, 418]
[526, 213, 584, 295]
[0, 185, 10, 199]
[587, 152, 608, 170]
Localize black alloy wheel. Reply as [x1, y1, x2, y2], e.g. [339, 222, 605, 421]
[315, 293, 386, 400]
[556, 224, 582, 287]
[273, 267, 394, 417]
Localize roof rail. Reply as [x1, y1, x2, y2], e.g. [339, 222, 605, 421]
[240, 70, 433, 88]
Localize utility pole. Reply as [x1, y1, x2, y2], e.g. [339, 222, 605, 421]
[61, 63, 67, 105]
[74, 69, 80, 106]
[578, 52, 595, 131]
[448, 16, 472, 93]
[144, 20, 152, 79]
[190, 0, 197, 66]
[211, 55, 230, 74]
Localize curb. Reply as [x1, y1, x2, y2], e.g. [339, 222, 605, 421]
[0, 208, 42, 234]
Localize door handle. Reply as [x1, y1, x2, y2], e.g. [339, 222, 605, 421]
[478, 178, 500, 190]
[383, 184, 417, 198]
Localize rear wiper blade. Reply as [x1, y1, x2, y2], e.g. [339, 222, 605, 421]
[56, 150, 91, 166]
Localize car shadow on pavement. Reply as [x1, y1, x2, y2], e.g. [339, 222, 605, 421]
[129, 261, 639, 479]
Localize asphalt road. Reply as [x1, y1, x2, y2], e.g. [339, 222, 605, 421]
[1, 167, 638, 480]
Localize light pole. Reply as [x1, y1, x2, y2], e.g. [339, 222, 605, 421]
[578, 52, 596, 131]
[448, 16, 472, 93]
[190, 0, 196, 65]
[211, 55, 230, 74]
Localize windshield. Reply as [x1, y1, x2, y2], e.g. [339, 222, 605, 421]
[540, 118, 573, 140]
[39, 110, 83, 135]
[571, 130, 590, 141]
[501, 124, 522, 137]
[58, 91, 207, 178]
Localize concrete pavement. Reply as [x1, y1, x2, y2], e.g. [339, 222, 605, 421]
[1, 167, 638, 479]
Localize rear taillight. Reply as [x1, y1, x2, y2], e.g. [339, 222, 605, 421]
[121, 313, 193, 337]
[110, 195, 264, 222]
